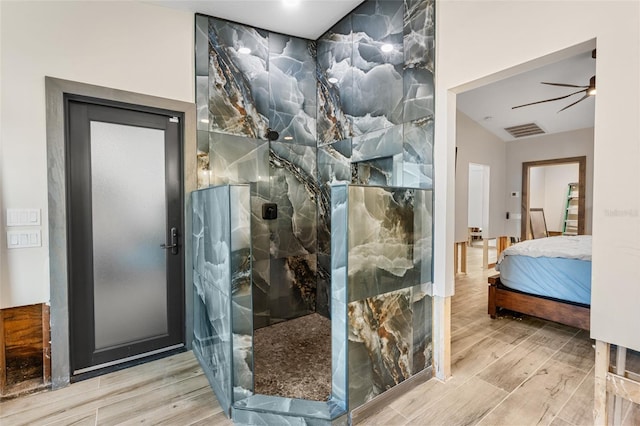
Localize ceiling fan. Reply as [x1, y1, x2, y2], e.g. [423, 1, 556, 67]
[512, 50, 597, 112]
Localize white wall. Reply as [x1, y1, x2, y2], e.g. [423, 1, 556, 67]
[455, 111, 506, 243]
[544, 164, 579, 232]
[436, 0, 640, 351]
[0, 1, 194, 308]
[467, 164, 485, 229]
[505, 128, 594, 236]
[529, 167, 546, 210]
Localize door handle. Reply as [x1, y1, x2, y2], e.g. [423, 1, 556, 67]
[160, 227, 179, 255]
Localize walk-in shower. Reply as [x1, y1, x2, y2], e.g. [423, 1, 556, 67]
[192, 0, 435, 422]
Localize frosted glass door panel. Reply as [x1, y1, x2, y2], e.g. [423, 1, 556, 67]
[90, 121, 168, 350]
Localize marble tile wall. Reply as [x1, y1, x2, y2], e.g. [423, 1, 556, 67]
[194, 0, 435, 413]
[331, 184, 433, 409]
[316, 0, 434, 190]
[191, 185, 253, 415]
[196, 15, 321, 327]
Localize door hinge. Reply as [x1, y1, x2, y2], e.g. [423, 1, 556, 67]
[169, 117, 179, 123]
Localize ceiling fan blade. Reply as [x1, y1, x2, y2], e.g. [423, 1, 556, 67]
[512, 89, 587, 109]
[541, 82, 589, 88]
[558, 93, 591, 112]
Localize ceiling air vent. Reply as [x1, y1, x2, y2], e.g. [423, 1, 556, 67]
[504, 123, 545, 138]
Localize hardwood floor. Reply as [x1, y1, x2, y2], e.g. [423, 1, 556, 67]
[0, 351, 233, 426]
[1, 245, 638, 425]
[357, 245, 640, 426]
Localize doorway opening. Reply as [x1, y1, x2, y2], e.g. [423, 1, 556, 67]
[450, 39, 596, 380]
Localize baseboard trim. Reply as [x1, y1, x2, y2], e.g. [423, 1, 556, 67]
[349, 366, 433, 423]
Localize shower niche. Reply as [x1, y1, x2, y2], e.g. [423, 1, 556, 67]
[193, 0, 435, 422]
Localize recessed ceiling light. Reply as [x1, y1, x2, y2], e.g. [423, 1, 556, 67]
[328, 77, 338, 84]
[381, 43, 394, 53]
[238, 47, 251, 55]
[284, 136, 294, 140]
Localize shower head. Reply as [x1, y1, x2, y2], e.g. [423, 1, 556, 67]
[265, 128, 279, 141]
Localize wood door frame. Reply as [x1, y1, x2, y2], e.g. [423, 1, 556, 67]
[45, 77, 196, 389]
[521, 156, 586, 241]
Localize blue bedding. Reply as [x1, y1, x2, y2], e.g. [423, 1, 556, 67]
[496, 255, 591, 306]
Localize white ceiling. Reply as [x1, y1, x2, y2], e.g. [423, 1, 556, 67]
[148, 0, 365, 40]
[457, 50, 596, 142]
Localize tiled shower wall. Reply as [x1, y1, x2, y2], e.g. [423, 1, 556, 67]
[316, 1, 435, 374]
[196, 0, 434, 331]
[196, 16, 320, 328]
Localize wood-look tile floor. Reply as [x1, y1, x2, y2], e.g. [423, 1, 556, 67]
[1, 245, 638, 425]
[358, 245, 640, 426]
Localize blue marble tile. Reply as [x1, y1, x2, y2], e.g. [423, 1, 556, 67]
[413, 188, 433, 285]
[330, 185, 348, 305]
[196, 15, 210, 133]
[251, 258, 271, 330]
[193, 276, 232, 413]
[197, 131, 210, 189]
[318, 141, 352, 186]
[196, 76, 209, 132]
[317, 141, 351, 255]
[269, 142, 318, 257]
[352, 157, 394, 186]
[404, 0, 435, 72]
[208, 18, 269, 138]
[403, 116, 433, 171]
[317, 19, 353, 146]
[201, 186, 231, 290]
[209, 133, 269, 186]
[403, 68, 434, 123]
[351, 124, 402, 163]
[347, 288, 413, 408]
[330, 184, 349, 408]
[234, 395, 332, 420]
[269, 33, 317, 146]
[229, 186, 254, 398]
[411, 284, 433, 374]
[232, 409, 308, 425]
[349, 0, 404, 135]
[268, 255, 317, 322]
[347, 185, 423, 301]
[191, 191, 205, 276]
[316, 253, 331, 318]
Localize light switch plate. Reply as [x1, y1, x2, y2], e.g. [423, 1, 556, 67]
[7, 230, 41, 248]
[7, 208, 41, 226]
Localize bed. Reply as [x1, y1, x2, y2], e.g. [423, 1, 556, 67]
[488, 235, 592, 330]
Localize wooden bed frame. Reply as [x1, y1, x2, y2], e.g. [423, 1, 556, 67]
[488, 274, 590, 330]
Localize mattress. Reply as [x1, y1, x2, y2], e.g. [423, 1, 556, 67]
[496, 236, 592, 305]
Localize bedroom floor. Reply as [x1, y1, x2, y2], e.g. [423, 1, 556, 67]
[357, 244, 640, 426]
[2, 245, 639, 425]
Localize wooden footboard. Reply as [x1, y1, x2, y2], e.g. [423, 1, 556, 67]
[488, 274, 590, 330]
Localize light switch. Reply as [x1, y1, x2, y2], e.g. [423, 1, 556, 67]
[6, 208, 41, 226]
[7, 230, 42, 249]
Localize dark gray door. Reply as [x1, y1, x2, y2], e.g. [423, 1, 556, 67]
[66, 98, 184, 375]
